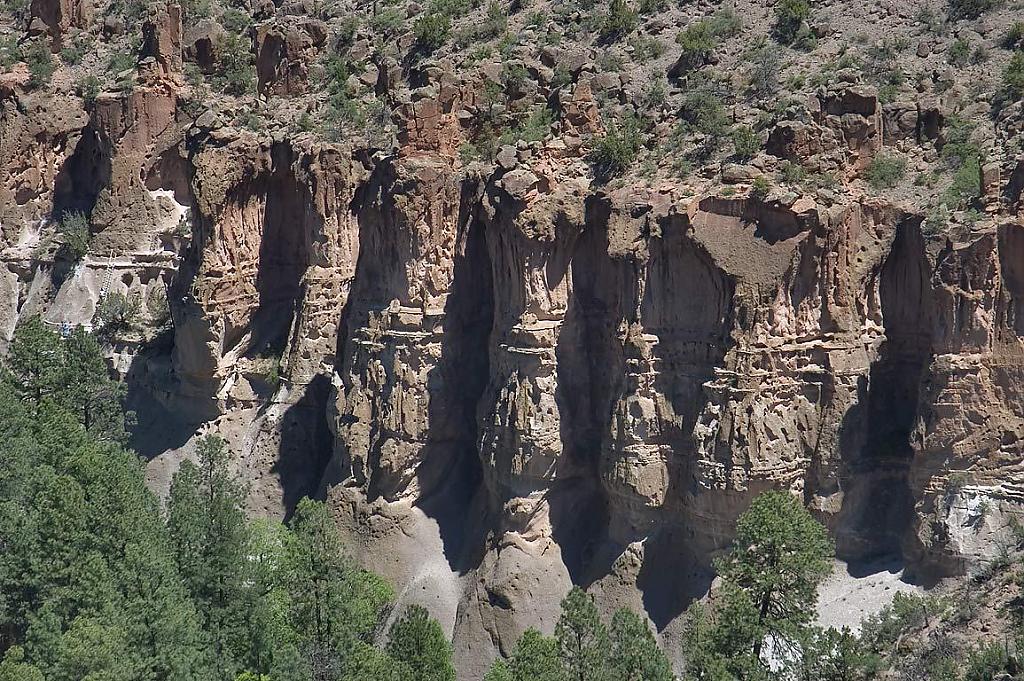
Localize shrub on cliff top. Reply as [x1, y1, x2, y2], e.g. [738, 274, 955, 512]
[0, 0, 30, 22]
[1005, 21, 1024, 49]
[731, 125, 759, 160]
[675, 21, 717, 72]
[0, 36, 20, 69]
[773, 0, 812, 46]
[1004, 50, 1024, 99]
[218, 34, 255, 95]
[599, 0, 638, 42]
[25, 40, 54, 89]
[948, 0, 1000, 20]
[588, 115, 643, 180]
[415, 12, 452, 51]
[865, 154, 907, 189]
[948, 37, 971, 65]
[77, 74, 101, 103]
[679, 85, 730, 156]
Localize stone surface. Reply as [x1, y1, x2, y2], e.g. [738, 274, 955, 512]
[6, 6, 1024, 677]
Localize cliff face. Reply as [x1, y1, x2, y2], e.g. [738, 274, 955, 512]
[5, 1, 1024, 676]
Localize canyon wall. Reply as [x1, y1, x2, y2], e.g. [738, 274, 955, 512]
[4, 13, 1024, 677]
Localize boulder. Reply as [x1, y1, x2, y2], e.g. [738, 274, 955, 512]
[721, 164, 763, 183]
[184, 19, 225, 74]
[558, 79, 600, 134]
[981, 162, 1000, 204]
[821, 85, 879, 117]
[766, 121, 821, 160]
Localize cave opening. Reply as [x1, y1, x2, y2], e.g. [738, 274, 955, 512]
[52, 123, 110, 219]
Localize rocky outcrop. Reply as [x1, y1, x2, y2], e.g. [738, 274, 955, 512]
[6, 45, 1024, 681]
[29, 0, 92, 49]
[255, 18, 327, 96]
[141, 2, 183, 76]
[183, 20, 225, 74]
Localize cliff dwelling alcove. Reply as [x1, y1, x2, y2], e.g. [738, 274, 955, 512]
[52, 123, 111, 218]
[251, 151, 317, 356]
[838, 218, 934, 563]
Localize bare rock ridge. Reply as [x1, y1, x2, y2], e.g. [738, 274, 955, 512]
[4, 0, 1024, 676]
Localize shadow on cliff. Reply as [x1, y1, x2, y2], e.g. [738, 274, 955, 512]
[52, 114, 110, 218]
[637, 527, 716, 629]
[835, 217, 934, 574]
[549, 195, 618, 585]
[49, 112, 113, 288]
[547, 200, 728, 628]
[635, 211, 732, 628]
[273, 373, 335, 514]
[327, 166, 492, 573]
[125, 328, 201, 459]
[249, 144, 317, 358]
[413, 180, 494, 574]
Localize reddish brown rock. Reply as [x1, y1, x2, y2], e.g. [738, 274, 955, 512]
[395, 85, 465, 156]
[558, 79, 601, 135]
[29, 0, 92, 49]
[140, 2, 183, 76]
[766, 120, 822, 161]
[254, 19, 327, 96]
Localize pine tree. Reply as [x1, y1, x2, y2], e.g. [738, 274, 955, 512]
[386, 606, 455, 681]
[609, 609, 673, 681]
[682, 491, 835, 679]
[0, 646, 44, 681]
[798, 626, 879, 681]
[284, 498, 393, 678]
[0, 378, 212, 681]
[508, 629, 564, 681]
[715, 491, 833, 659]
[483, 659, 514, 681]
[49, 615, 133, 681]
[168, 435, 250, 678]
[242, 519, 304, 680]
[57, 326, 130, 442]
[555, 588, 610, 681]
[5, 316, 62, 407]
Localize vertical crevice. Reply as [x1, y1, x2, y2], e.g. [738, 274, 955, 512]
[416, 180, 493, 572]
[837, 218, 933, 561]
[251, 144, 316, 357]
[550, 195, 619, 585]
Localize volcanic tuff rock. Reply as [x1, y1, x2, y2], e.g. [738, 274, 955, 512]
[6, 0, 1024, 676]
